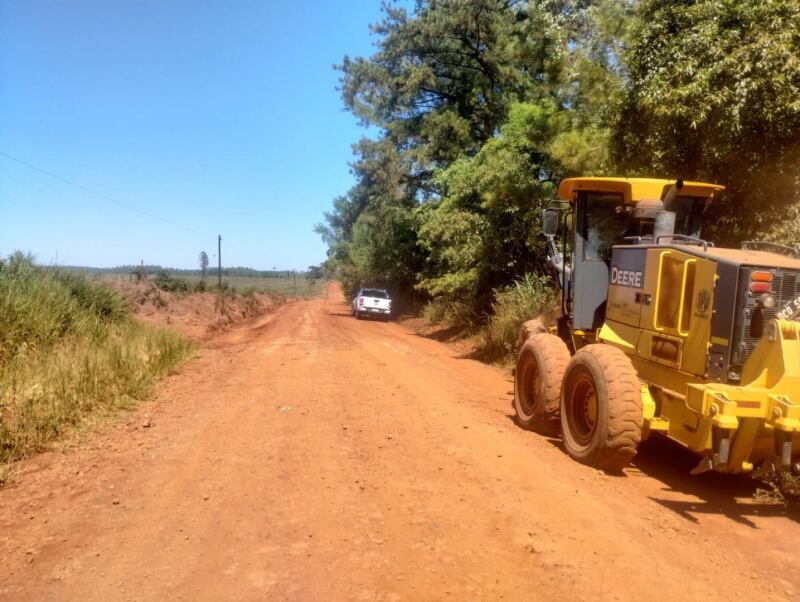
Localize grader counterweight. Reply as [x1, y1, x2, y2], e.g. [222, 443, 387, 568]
[515, 177, 800, 474]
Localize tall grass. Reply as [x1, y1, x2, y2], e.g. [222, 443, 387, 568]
[476, 274, 558, 360]
[419, 273, 558, 362]
[0, 253, 192, 470]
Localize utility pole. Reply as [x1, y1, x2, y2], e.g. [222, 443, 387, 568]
[217, 234, 222, 289]
[293, 270, 297, 296]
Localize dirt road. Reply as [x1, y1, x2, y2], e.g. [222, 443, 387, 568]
[2, 282, 798, 601]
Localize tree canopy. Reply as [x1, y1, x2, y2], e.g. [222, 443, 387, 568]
[319, 0, 800, 324]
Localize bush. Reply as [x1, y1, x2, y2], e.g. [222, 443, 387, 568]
[193, 279, 207, 293]
[477, 273, 558, 359]
[153, 270, 191, 294]
[421, 298, 451, 324]
[421, 296, 480, 327]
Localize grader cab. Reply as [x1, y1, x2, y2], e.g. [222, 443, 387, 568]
[515, 177, 800, 474]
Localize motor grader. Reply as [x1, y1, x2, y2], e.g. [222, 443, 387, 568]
[514, 177, 800, 474]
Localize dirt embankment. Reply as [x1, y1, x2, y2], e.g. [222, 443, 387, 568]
[108, 282, 285, 339]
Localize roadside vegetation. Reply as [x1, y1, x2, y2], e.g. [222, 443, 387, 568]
[317, 0, 800, 360]
[0, 253, 192, 479]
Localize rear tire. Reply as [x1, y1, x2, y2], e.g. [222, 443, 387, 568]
[560, 344, 642, 471]
[514, 334, 571, 436]
[355, 309, 361, 320]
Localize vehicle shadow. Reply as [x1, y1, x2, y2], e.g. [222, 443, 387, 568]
[630, 435, 799, 527]
[506, 412, 798, 528]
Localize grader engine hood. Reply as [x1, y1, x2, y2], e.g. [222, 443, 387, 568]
[600, 242, 800, 473]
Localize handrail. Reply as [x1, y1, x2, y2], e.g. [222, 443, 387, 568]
[653, 250, 672, 332]
[741, 240, 800, 258]
[656, 235, 713, 251]
[677, 259, 697, 337]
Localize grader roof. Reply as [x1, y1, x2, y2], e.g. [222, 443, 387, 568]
[558, 177, 725, 204]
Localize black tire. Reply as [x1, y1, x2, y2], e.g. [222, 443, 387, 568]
[560, 344, 643, 471]
[514, 334, 571, 436]
[355, 309, 362, 320]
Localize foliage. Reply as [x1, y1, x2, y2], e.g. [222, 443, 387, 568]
[306, 264, 324, 280]
[477, 273, 558, 358]
[754, 470, 800, 506]
[199, 251, 209, 278]
[320, 0, 800, 339]
[0, 254, 192, 467]
[416, 101, 564, 320]
[0, 252, 127, 364]
[154, 270, 191, 294]
[613, 0, 800, 245]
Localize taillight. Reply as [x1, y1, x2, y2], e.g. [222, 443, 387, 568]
[358, 297, 364, 306]
[749, 270, 773, 294]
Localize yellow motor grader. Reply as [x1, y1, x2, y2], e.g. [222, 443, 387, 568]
[514, 177, 800, 474]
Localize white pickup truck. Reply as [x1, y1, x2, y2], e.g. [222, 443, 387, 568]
[352, 288, 392, 320]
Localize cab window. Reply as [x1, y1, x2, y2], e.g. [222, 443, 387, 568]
[582, 193, 629, 261]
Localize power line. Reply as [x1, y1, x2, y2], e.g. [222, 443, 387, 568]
[0, 150, 213, 238]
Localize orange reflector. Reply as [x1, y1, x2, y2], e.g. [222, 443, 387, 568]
[750, 282, 771, 293]
[751, 271, 773, 282]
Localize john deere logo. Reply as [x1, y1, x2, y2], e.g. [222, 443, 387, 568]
[696, 289, 711, 313]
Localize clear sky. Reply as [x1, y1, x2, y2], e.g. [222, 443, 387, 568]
[0, 0, 383, 270]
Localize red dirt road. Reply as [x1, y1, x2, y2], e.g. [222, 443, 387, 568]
[2, 282, 799, 601]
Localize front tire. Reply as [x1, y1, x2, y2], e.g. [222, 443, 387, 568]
[560, 344, 642, 471]
[514, 334, 570, 436]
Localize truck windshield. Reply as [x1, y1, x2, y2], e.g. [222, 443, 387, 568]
[362, 289, 388, 298]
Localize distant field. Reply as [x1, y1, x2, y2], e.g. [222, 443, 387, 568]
[183, 274, 324, 297]
[85, 271, 325, 298]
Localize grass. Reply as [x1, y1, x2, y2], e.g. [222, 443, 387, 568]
[0, 253, 192, 477]
[476, 274, 558, 360]
[421, 274, 558, 362]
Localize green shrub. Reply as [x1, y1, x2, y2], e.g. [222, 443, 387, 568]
[421, 298, 450, 324]
[153, 270, 191, 294]
[421, 296, 480, 327]
[477, 273, 558, 359]
[193, 279, 208, 293]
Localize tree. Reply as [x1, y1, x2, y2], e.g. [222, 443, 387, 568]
[416, 101, 564, 320]
[198, 251, 209, 279]
[319, 1, 638, 319]
[613, 0, 800, 244]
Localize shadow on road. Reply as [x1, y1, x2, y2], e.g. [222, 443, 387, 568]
[631, 435, 799, 527]
[506, 411, 799, 528]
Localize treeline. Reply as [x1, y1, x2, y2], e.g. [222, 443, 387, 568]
[64, 265, 319, 279]
[317, 0, 800, 346]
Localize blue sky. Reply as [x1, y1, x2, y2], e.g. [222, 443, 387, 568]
[0, 0, 384, 270]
